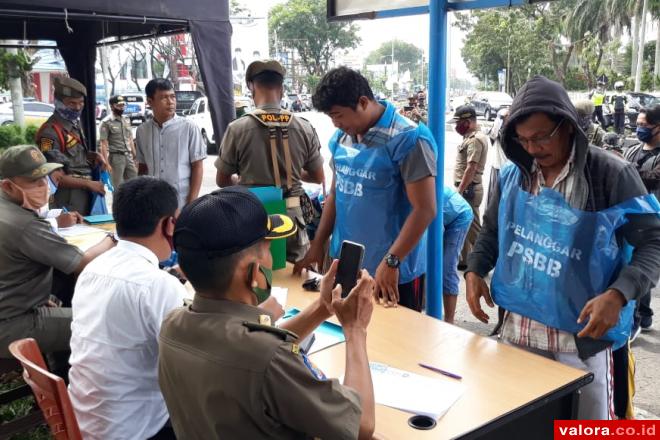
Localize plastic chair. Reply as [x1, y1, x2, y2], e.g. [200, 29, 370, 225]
[8, 338, 82, 440]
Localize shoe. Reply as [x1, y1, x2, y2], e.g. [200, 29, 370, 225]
[640, 315, 652, 331]
[630, 324, 642, 343]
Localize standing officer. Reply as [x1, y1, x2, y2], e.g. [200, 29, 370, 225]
[453, 105, 488, 269]
[590, 81, 607, 127]
[99, 95, 137, 189]
[609, 81, 628, 135]
[215, 60, 325, 263]
[575, 100, 606, 148]
[36, 77, 106, 215]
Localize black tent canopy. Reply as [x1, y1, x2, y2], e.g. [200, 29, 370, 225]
[0, 0, 234, 150]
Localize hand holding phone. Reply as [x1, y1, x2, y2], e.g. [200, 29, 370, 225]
[335, 241, 365, 298]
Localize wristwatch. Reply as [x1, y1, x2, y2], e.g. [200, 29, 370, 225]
[384, 253, 401, 269]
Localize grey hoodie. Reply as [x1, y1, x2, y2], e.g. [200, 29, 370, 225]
[467, 76, 660, 358]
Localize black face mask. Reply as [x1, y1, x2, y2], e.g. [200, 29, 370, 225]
[113, 106, 125, 116]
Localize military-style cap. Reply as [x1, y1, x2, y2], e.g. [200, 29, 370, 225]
[245, 60, 286, 83]
[0, 145, 62, 179]
[53, 76, 87, 98]
[109, 95, 126, 105]
[452, 105, 476, 121]
[174, 186, 296, 258]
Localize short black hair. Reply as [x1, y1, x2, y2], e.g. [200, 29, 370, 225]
[178, 242, 263, 295]
[145, 78, 174, 99]
[113, 177, 178, 238]
[640, 104, 660, 126]
[251, 71, 284, 88]
[312, 66, 375, 112]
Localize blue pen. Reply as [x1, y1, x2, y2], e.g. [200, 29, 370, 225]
[62, 207, 69, 213]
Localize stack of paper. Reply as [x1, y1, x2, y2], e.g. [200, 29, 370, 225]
[368, 362, 464, 419]
[58, 224, 106, 237]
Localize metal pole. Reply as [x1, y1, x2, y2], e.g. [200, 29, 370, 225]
[426, 0, 447, 320]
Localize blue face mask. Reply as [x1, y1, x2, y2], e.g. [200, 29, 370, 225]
[636, 126, 657, 144]
[54, 99, 82, 122]
[47, 175, 57, 195]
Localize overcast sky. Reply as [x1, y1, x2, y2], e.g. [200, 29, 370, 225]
[236, 0, 472, 80]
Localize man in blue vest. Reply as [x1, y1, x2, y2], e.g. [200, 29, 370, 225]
[295, 67, 437, 312]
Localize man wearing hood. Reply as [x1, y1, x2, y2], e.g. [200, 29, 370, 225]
[465, 76, 660, 419]
[36, 77, 107, 215]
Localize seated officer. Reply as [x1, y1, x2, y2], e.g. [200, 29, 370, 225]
[216, 60, 325, 263]
[0, 146, 115, 364]
[159, 187, 376, 440]
[36, 76, 106, 215]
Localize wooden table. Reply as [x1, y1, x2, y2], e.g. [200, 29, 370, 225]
[275, 268, 593, 440]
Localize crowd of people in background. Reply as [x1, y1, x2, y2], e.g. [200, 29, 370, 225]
[0, 57, 659, 439]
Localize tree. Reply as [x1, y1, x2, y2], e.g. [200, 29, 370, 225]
[366, 40, 424, 82]
[269, 0, 360, 76]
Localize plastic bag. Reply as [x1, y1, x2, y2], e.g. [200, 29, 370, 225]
[90, 193, 108, 216]
[492, 165, 660, 349]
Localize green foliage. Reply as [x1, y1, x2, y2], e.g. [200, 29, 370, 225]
[0, 377, 50, 439]
[0, 124, 39, 152]
[303, 74, 321, 93]
[366, 40, 424, 79]
[269, 0, 360, 76]
[0, 49, 34, 91]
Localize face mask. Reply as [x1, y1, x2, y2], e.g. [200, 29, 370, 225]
[455, 120, 470, 136]
[249, 263, 272, 304]
[9, 179, 49, 211]
[579, 116, 592, 133]
[113, 106, 125, 116]
[636, 126, 657, 144]
[47, 175, 58, 195]
[55, 99, 82, 122]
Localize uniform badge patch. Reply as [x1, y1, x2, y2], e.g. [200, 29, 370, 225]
[302, 353, 326, 380]
[65, 134, 77, 149]
[39, 138, 54, 152]
[259, 113, 291, 124]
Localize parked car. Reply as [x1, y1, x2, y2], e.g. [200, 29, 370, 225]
[0, 101, 54, 126]
[175, 90, 203, 116]
[120, 93, 148, 125]
[95, 102, 108, 120]
[185, 96, 217, 155]
[470, 91, 513, 120]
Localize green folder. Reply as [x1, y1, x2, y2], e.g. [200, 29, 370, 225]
[263, 200, 287, 270]
[83, 214, 115, 224]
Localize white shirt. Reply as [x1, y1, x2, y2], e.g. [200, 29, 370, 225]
[135, 115, 207, 208]
[69, 240, 186, 440]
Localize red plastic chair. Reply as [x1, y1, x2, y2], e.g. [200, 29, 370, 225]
[8, 338, 82, 440]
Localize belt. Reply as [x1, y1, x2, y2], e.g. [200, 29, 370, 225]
[109, 151, 130, 156]
[285, 196, 300, 209]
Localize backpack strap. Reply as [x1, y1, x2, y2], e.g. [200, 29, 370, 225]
[267, 126, 283, 188]
[281, 127, 293, 189]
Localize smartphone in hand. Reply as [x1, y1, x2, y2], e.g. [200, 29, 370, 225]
[335, 240, 365, 298]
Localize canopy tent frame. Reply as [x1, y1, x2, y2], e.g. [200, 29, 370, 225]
[0, 0, 234, 152]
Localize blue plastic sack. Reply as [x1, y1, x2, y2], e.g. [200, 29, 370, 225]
[100, 170, 114, 192]
[90, 193, 108, 216]
[328, 109, 437, 283]
[492, 165, 660, 349]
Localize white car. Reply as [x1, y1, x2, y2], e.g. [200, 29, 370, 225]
[185, 97, 216, 154]
[0, 101, 54, 126]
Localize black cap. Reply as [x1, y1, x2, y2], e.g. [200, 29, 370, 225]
[109, 95, 126, 105]
[452, 105, 476, 121]
[174, 187, 296, 258]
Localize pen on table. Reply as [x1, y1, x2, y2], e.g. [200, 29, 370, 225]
[418, 363, 462, 380]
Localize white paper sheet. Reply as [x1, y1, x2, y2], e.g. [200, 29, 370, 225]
[57, 224, 106, 237]
[271, 287, 288, 308]
[366, 362, 464, 419]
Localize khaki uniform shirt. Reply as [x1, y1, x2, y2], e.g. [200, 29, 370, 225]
[37, 112, 91, 177]
[215, 104, 324, 198]
[158, 296, 362, 440]
[453, 130, 488, 185]
[0, 192, 83, 320]
[99, 113, 134, 155]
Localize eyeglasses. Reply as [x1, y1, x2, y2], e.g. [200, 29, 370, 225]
[513, 119, 564, 148]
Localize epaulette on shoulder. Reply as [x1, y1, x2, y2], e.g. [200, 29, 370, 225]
[242, 321, 299, 341]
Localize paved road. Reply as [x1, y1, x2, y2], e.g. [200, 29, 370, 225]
[200, 111, 659, 418]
